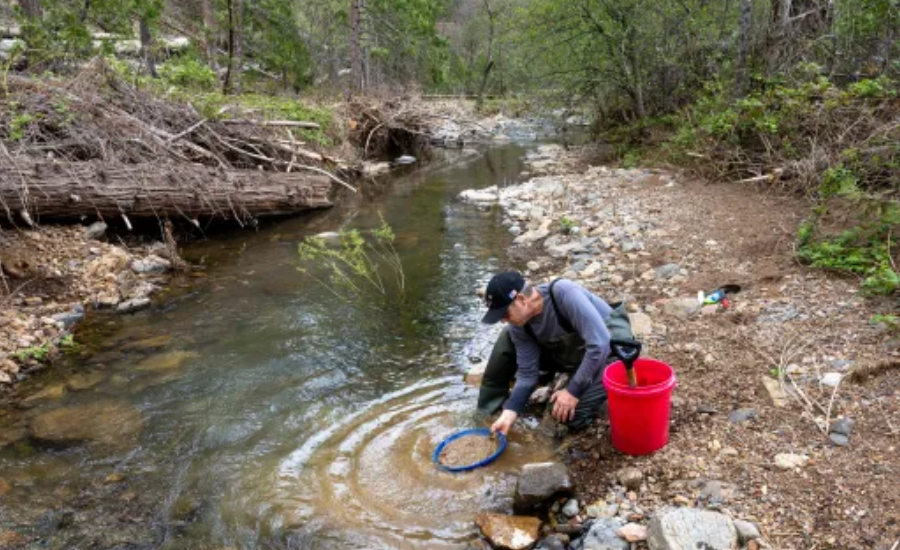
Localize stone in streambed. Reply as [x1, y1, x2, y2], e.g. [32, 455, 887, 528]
[30, 400, 144, 447]
[474, 513, 541, 550]
[647, 507, 737, 550]
[514, 462, 573, 512]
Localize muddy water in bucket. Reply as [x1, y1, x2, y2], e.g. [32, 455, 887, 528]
[0, 145, 556, 550]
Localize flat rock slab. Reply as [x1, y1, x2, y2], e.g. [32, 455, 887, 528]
[135, 351, 198, 372]
[30, 400, 145, 447]
[647, 507, 737, 550]
[515, 462, 573, 511]
[475, 513, 541, 550]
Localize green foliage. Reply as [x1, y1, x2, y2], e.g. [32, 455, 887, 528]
[14, 343, 51, 362]
[159, 57, 218, 90]
[558, 216, 576, 235]
[797, 223, 899, 295]
[9, 112, 36, 141]
[872, 314, 900, 333]
[298, 216, 405, 303]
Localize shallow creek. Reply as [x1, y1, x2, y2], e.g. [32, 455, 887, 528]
[0, 145, 557, 550]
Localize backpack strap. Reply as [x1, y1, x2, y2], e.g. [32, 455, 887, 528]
[524, 279, 575, 342]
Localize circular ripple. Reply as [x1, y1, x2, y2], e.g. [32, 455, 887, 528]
[274, 376, 554, 548]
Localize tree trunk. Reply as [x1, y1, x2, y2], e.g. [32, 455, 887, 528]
[0, 161, 332, 223]
[476, 0, 496, 111]
[223, 0, 243, 94]
[200, 0, 218, 70]
[350, 0, 362, 94]
[139, 17, 158, 78]
[735, 0, 753, 98]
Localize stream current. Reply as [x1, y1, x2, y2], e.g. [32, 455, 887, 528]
[0, 144, 557, 550]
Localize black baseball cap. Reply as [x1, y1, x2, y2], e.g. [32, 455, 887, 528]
[482, 271, 526, 324]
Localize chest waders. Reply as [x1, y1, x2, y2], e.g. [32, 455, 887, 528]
[475, 281, 635, 430]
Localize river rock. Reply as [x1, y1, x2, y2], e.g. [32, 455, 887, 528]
[460, 187, 499, 204]
[774, 453, 809, 470]
[67, 371, 106, 391]
[514, 228, 551, 245]
[84, 221, 108, 240]
[21, 383, 67, 407]
[117, 297, 151, 313]
[615, 523, 647, 542]
[30, 400, 144, 446]
[733, 519, 761, 543]
[728, 408, 757, 423]
[514, 462, 573, 512]
[562, 498, 580, 518]
[121, 334, 172, 352]
[131, 255, 171, 275]
[819, 372, 843, 387]
[135, 351, 197, 372]
[616, 467, 643, 491]
[474, 513, 541, 550]
[534, 534, 568, 550]
[661, 298, 701, 318]
[628, 312, 653, 339]
[654, 264, 680, 281]
[647, 507, 737, 550]
[829, 417, 855, 437]
[52, 304, 85, 328]
[691, 479, 740, 502]
[759, 377, 789, 408]
[570, 518, 627, 550]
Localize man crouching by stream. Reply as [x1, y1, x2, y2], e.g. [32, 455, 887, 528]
[477, 271, 634, 436]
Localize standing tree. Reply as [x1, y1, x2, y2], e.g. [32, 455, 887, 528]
[223, 0, 244, 94]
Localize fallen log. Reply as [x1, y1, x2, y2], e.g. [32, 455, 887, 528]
[0, 159, 333, 224]
[221, 119, 321, 129]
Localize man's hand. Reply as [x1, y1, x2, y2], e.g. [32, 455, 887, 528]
[550, 389, 579, 422]
[491, 410, 518, 436]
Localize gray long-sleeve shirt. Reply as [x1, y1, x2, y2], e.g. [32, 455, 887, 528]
[505, 279, 613, 414]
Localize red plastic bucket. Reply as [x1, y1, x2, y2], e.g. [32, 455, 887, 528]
[602, 358, 677, 455]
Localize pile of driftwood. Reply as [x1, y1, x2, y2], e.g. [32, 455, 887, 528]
[348, 98, 435, 162]
[0, 58, 353, 228]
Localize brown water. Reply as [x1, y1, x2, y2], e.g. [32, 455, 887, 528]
[0, 144, 557, 550]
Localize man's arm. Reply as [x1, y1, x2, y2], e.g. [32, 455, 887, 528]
[555, 282, 612, 399]
[502, 327, 542, 415]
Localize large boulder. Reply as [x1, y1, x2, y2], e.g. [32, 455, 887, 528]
[474, 513, 541, 550]
[30, 400, 144, 447]
[514, 462, 574, 512]
[647, 507, 737, 550]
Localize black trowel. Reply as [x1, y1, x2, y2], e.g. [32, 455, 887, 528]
[610, 339, 643, 388]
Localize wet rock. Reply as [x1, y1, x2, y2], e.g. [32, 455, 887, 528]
[534, 534, 567, 550]
[460, 187, 499, 204]
[570, 517, 627, 550]
[121, 335, 172, 352]
[728, 408, 757, 423]
[562, 499, 580, 518]
[67, 371, 106, 391]
[30, 400, 144, 446]
[361, 162, 391, 176]
[514, 462, 574, 512]
[616, 467, 643, 491]
[52, 304, 85, 328]
[131, 255, 171, 275]
[774, 453, 809, 470]
[474, 513, 541, 550]
[647, 507, 737, 550]
[84, 222, 108, 240]
[135, 351, 197, 372]
[20, 383, 67, 407]
[733, 519, 761, 543]
[615, 523, 647, 542]
[117, 297, 151, 313]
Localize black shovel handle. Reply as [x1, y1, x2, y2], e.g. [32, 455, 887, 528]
[610, 339, 642, 364]
[610, 339, 642, 388]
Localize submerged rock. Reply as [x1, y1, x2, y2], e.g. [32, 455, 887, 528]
[30, 400, 144, 446]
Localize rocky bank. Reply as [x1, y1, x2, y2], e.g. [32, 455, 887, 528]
[460, 144, 900, 550]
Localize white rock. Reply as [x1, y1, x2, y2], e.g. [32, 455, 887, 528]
[774, 453, 809, 470]
[820, 372, 843, 387]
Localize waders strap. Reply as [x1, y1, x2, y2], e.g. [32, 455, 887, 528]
[524, 279, 574, 342]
